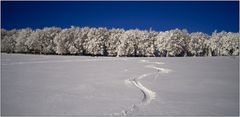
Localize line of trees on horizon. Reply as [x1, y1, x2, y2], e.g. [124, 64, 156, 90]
[1, 26, 239, 57]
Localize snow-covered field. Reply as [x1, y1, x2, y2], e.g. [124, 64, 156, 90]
[1, 53, 239, 116]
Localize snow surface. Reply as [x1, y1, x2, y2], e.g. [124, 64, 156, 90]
[1, 53, 239, 116]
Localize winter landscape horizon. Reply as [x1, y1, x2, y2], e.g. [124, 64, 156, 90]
[1, 1, 239, 117]
[1, 26, 239, 57]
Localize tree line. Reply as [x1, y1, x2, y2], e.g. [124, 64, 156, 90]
[1, 26, 239, 57]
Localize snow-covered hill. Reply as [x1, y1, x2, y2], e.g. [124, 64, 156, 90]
[1, 53, 239, 116]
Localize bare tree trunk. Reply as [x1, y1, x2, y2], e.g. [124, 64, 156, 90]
[208, 48, 212, 56]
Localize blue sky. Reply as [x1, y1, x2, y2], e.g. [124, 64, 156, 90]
[1, 1, 239, 34]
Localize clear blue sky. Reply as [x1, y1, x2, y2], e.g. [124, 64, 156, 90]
[1, 1, 239, 34]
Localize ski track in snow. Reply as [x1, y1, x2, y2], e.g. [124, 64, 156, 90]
[110, 60, 171, 116]
[2, 56, 171, 116]
[140, 59, 165, 65]
[146, 65, 172, 74]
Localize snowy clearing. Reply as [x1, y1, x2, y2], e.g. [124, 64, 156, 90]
[1, 53, 239, 116]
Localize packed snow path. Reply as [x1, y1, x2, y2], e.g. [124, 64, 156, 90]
[112, 60, 172, 116]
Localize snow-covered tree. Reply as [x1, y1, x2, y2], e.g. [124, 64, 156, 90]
[189, 32, 209, 56]
[117, 29, 139, 57]
[54, 26, 92, 55]
[210, 31, 239, 56]
[169, 29, 190, 57]
[107, 28, 124, 56]
[39, 27, 61, 54]
[1, 29, 7, 41]
[26, 27, 61, 54]
[25, 29, 42, 53]
[54, 28, 74, 55]
[155, 29, 190, 57]
[228, 33, 239, 56]
[1, 29, 9, 52]
[71, 27, 88, 55]
[154, 31, 167, 57]
[1, 29, 18, 53]
[132, 29, 156, 57]
[85, 27, 109, 56]
[15, 28, 33, 53]
[145, 30, 158, 57]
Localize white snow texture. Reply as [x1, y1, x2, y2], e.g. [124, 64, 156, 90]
[1, 53, 239, 116]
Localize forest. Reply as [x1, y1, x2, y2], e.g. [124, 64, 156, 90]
[1, 27, 239, 57]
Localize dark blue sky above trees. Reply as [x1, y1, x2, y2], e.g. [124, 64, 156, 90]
[1, 1, 239, 34]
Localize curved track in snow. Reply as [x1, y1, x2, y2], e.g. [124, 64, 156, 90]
[111, 60, 171, 116]
[130, 73, 156, 105]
